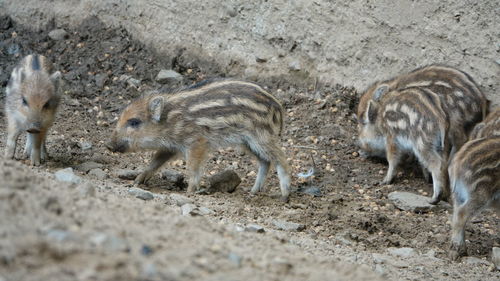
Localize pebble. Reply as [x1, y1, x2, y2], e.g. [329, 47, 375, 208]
[7, 43, 20, 56]
[46, 229, 72, 242]
[463, 256, 491, 266]
[54, 167, 82, 184]
[140, 245, 154, 256]
[388, 191, 450, 212]
[155, 69, 183, 84]
[299, 186, 322, 197]
[207, 170, 241, 193]
[181, 203, 198, 216]
[48, 28, 68, 40]
[272, 220, 305, 232]
[94, 73, 108, 88]
[90, 232, 128, 252]
[492, 247, 500, 270]
[78, 141, 93, 151]
[128, 187, 154, 200]
[88, 168, 107, 180]
[387, 247, 417, 258]
[169, 193, 194, 206]
[288, 60, 301, 71]
[116, 169, 140, 180]
[245, 224, 265, 233]
[75, 161, 103, 173]
[161, 169, 185, 186]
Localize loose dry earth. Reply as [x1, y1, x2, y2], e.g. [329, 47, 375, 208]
[0, 16, 498, 281]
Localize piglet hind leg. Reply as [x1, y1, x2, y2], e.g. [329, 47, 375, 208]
[135, 150, 176, 185]
[381, 137, 402, 185]
[449, 202, 475, 261]
[186, 139, 210, 193]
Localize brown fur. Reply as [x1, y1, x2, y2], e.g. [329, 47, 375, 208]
[107, 79, 291, 200]
[358, 64, 489, 155]
[4, 54, 61, 166]
[448, 109, 500, 260]
[358, 87, 451, 203]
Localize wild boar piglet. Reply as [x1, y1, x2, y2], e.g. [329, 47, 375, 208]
[4, 54, 61, 166]
[107, 79, 291, 201]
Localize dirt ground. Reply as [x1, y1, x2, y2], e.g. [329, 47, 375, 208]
[0, 16, 498, 281]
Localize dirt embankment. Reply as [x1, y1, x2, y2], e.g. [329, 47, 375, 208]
[2, 0, 499, 104]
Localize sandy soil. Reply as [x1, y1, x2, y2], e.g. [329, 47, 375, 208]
[0, 16, 498, 281]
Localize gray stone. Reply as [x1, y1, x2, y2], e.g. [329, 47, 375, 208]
[116, 169, 140, 180]
[161, 169, 185, 186]
[299, 186, 322, 197]
[288, 60, 301, 71]
[54, 168, 82, 184]
[244, 224, 265, 233]
[155, 69, 183, 84]
[75, 161, 103, 173]
[7, 44, 20, 56]
[88, 168, 107, 180]
[46, 229, 72, 242]
[272, 220, 305, 232]
[388, 191, 451, 212]
[388, 247, 417, 258]
[48, 29, 68, 40]
[181, 203, 198, 216]
[94, 73, 108, 88]
[90, 232, 128, 252]
[78, 141, 92, 151]
[128, 187, 154, 200]
[169, 193, 194, 206]
[77, 182, 96, 197]
[463, 256, 491, 266]
[127, 77, 141, 88]
[198, 206, 214, 215]
[207, 170, 241, 193]
[492, 247, 500, 270]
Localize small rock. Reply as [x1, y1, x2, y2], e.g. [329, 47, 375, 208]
[88, 168, 107, 180]
[155, 69, 183, 84]
[94, 73, 108, 88]
[288, 60, 301, 71]
[207, 170, 241, 193]
[169, 194, 194, 206]
[388, 247, 417, 258]
[78, 141, 92, 151]
[492, 247, 500, 270]
[128, 187, 154, 200]
[127, 77, 141, 88]
[116, 169, 140, 180]
[228, 252, 242, 267]
[161, 169, 186, 187]
[272, 220, 305, 232]
[198, 206, 214, 215]
[244, 224, 265, 233]
[77, 182, 96, 197]
[48, 29, 68, 40]
[90, 232, 128, 252]
[75, 161, 103, 173]
[388, 191, 450, 212]
[181, 203, 198, 216]
[7, 44, 20, 56]
[141, 245, 154, 256]
[463, 256, 491, 266]
[299, 186, 322, 197]
[54, 168, 82, 184]
[46, 229, 72, 242]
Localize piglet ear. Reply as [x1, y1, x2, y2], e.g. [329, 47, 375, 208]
[149, 96, 164, 123]
[373, 84, 389, 101]
[365, 100, 378, 124]
[50, 71, 62, 91]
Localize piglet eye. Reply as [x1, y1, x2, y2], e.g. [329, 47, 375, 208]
[126, 118, 142, 128]
[43, 101, 51, 109]
[22, 97, 28, 106]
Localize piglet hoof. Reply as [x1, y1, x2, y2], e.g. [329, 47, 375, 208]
[134, 172, 151, 185]
[449, 244, 466, 261]
[280, 195, 290, 203]
[186, 185, 197, 194]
